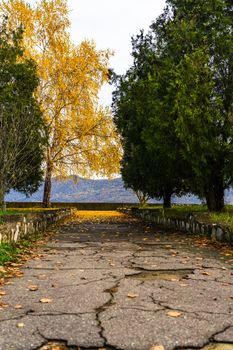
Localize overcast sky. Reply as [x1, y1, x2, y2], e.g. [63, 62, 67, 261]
[68, 0, 166, 106]
[27, 0, 166, 105]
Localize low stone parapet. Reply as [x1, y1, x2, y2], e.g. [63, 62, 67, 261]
[129, 208, 233, 245]
[0, 209, 72, 244]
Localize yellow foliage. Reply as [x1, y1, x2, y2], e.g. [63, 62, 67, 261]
[0, 0, 122, 186]
[74, 211, 126, 219]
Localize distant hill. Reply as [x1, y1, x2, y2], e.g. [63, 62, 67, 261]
[6, 177, 140, 203]
[6, 176, 233, 204]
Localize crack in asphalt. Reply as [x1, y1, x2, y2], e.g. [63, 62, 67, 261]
[94, 279, 123, 349]
[173, 326, 233, 350]
[150, 296, 233, 319]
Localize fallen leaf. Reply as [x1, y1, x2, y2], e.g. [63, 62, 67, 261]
[28, 285, 38, 291]
[40, 298, 52, 303]
[52, 345, 68, 350]
[16, 323, 24, 328]
[9, 263, 22, 267]
[14, 305, 22, 309]
[15, 271, 24, 277]
[0, 291, 6, 296]
[202, 272, 210, 276]
[179, 283, 188, 287]
[0, 302, 9, 308]
[166, 311, 182, 317]
[127, 293, 138, 299]
[149, 346, 165, 350]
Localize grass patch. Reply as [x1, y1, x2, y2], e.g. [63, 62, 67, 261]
[0, 243, 20, 264]
[142, 204, 233, 234]
[0, 208, 58, 216]
[0, 231, 44, 269]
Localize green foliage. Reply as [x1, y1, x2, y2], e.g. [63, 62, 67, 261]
[164, 0, 233, 211]
[0, 231, 43, 267]
[112, 0, 233, 212]
[0, 243, 20, 264]
[0, 17, 48, 207]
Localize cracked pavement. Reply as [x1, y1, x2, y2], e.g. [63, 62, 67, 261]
[0, 211, 233, 350]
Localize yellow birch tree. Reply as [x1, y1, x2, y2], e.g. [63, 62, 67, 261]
[1, 0, 121, 206]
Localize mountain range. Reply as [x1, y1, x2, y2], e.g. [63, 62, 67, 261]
[6, 176, 233, 204]
[5, 177, 197, 203]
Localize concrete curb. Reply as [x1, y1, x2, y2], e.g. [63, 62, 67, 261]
[126, 207, 233, 245]
[0, 209, 72, 243]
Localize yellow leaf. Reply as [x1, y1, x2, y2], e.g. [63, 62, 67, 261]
[127, 293, 138, 299]
[28, 285, 38, 291]
[17, 323, 24, 328]
[14, 305, 22, 309]
[40, 298, 52, 303]
[166, 311, 182, 318]
[0, 291, 6, 296]
[149, 346, 165, 350]
[202, 272, 210, 276]
[0, 302, 9, 308]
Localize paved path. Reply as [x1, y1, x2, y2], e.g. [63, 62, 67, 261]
[0, 211, 233, 350]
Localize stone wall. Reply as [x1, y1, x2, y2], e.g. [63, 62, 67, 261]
[0, 209, 72, 244]
[130, 208, 233, 245]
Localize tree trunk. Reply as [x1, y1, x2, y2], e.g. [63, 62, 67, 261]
[136, 190, 149, 207]
[163, 190, 172, 209]
[206, 183, 224, 212]
[0, 189, 6, 211]
[0, 178, 6, 211]
[43, 155, 53, 208]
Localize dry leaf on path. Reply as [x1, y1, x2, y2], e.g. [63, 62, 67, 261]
[0, 301, 9, 308]
[0, 291, 6, 296]
[40, 298, 52, 303]
[166, 311, 182, 317]
[202, 272, 210, 276]
[9, 263, 22, 267]
[28, 285, 38, 291]
[149, 346, 165, 350]
[16, 323, 24, 328]
[127, 293, 138, 299]
[14, 305, 22, 309]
